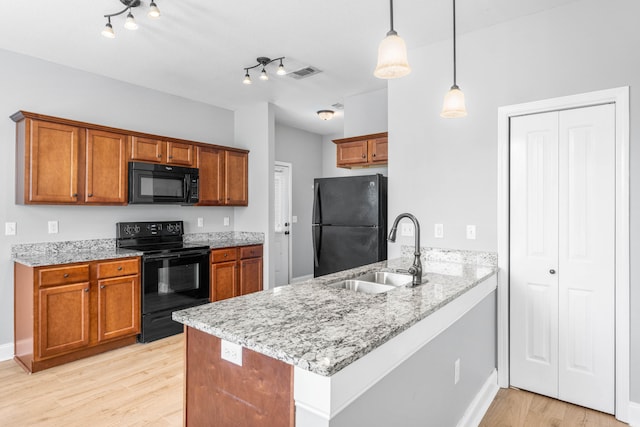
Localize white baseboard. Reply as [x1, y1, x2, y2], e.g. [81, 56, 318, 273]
[628, 401, 640, 426]
[0, 342, 13, 362]
[457, 369, 499, 427]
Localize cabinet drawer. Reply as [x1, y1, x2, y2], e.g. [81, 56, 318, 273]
[96, 258, 139, 279]
[211, 248, 237, 263]
[39, 265, 90, 287]
[240, 245, 263, 259]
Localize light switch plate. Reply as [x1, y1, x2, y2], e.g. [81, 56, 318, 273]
[5, 222, 16, 236]
[466, 225, 476, 240]
[48, 221, 59, 234]
[223, 217, 230, 227]
[197, 217, 204, 227]
[221, 339, 242, 366]
[401, 223, 414, 237]
[434, 223, 444, 239]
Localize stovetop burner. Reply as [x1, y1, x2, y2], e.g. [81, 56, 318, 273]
[116, 221, 209, 255]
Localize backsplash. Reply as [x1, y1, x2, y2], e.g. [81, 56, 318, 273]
[401, 246, 497, 267]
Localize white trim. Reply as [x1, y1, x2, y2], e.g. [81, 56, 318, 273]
[629, 401, 640, 426]
[457, 369, 499, 427]
[496, 86, 630, 422]
[274, 161, 294, 285]
[294, 275, 498, 420]
[0, 342, 13, 362]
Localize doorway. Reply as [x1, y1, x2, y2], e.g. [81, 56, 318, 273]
[274, 162, 292, 286]
[496, 87, 629, 421]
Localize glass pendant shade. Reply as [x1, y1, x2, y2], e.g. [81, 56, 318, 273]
[243, 72, 252, 85]
[124, 12, 138, 30]
[102, 22, 115, 38]
[260, 68, 269, 81]
[374, 32, 411, 79]
[148, 2, 161, 18]
[440, 85, 467, 118]
[276, 63, 286, 76]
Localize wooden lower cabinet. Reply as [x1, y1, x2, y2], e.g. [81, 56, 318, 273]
[184, 327, 294, 427]
[14, 257, 141, 373]
[210, 245, 263, 302]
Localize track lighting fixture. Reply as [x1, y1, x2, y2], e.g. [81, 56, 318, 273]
[441, 0, 467, 118]
[374, 0, 411, 79]
[243, 57, 286, 84]
[102, 0, 161, 39]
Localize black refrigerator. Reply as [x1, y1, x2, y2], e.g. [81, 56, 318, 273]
[312, 174, 388, 277]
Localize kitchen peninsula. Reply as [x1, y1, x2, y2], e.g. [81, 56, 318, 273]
[173, 248, 498, 427]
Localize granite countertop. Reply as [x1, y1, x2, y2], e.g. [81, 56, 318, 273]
[173, 254, 497, 377]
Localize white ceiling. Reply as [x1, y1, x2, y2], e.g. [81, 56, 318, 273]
[0, 0, 579, 136]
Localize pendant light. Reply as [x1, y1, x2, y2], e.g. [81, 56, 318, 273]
[374, 0, 411, 79]
[440, 0, 467, 118]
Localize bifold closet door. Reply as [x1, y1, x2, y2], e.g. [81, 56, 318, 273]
[510, 104, 615, 414]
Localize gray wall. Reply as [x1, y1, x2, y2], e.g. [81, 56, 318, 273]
[332, 291, 496, 427]
[387, 0, 640, 402]
[0, 49, 235, 349]
[275, 124, 322, 279]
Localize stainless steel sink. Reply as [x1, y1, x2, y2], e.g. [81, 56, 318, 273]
[328, 280, 396, 294]
[355, 271, 413, 287]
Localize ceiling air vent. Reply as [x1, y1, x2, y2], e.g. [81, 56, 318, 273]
[288, 66, 322, 80]
[331, 102, 344, 110]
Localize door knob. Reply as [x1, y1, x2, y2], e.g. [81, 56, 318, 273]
[284, 231, 290, 235]
[549, 269, 556, 274]
[284, 222, 289, 227]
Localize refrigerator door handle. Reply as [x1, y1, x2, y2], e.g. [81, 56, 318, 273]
[313, 226, 320, 268]
[313, 182, 321, 224]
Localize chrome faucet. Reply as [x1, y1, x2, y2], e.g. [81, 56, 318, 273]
[388, 213, 422, 286]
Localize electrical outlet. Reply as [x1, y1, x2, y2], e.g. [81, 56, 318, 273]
[5, 222, 16, 236]
[454, 358, 460, 384]
[48, 221, 59, 234]
[221, 339, 243, 366]
[466, 225, 476, 240]
[434, 223, 444, 238]
[401, 223, 414, 237]
[223, 217, 230, 227]
[197, 217, 204, 227]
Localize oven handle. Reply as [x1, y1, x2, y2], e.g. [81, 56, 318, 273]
[143, 250, 209, 260]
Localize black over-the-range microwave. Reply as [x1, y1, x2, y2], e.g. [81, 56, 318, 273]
[128, 162, 199, 205]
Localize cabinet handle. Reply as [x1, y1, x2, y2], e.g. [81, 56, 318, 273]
[63, 273, 69, 278]
[100, 285, 105, 289]
[362, 154, 366, 159]
[372, 153, 376, 157]
[84, 288, 90, 292]
[87, 193, 93, 197]
[72, 193, 78, 197]
[169, 156, 173, 159]
[223, 253, 228, 257]
[117, 266, 123, 271]
[157, 154, 162, 158]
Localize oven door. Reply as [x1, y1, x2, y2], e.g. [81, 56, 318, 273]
[141, 250, 210, 315]
[129, 163, 191, 204]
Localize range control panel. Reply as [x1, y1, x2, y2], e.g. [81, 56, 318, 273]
[116, 221, 184, 238]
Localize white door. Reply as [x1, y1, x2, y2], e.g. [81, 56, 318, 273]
[274, 163, 291, 286]
[510, 104, 615, 413]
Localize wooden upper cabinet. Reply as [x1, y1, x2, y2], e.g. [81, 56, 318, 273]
[85, 130, 128, 204]
[197, 145, 224, 206]
[333, 132, 388, 169]
[225, 151, 248, 206]
[25, 120, 80, 204]
[166, 141, 195, 166]
[130, 136, 163, 163]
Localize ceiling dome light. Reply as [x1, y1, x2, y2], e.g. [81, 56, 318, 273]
[148, 1, 160, 18]
[317, 110, 335, 121]
[124, 11, 138, 30]
[374, 0, 411, 79]
[243, 71, 252, 85]
[260, 68, 269, 81]
[102, 20, 115, 38]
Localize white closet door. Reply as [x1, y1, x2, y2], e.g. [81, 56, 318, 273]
[557, 104, 615, 413]
[510, 104, 615, 414]
[510, 111, 560, 397]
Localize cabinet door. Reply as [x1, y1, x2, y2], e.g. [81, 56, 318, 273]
[85, 130, 128, 204]
[28, 120, 80, 203]
[368, 137, 388, 163]
[167, 141, 195, 166]
[197, 145, 225, 205]
[97, 275, 140, 342]
[239, 257, 263, 296]
[225, 151, 248, 206]
[131, 136, 164, 163]
[211, 261, 238, 302]
[38, 282, 90, 358]
[336, 140, 368, 167]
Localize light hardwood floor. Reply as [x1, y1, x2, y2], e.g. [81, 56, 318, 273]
[480, 388, 627, 427]
[0, 335, 629, 426]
